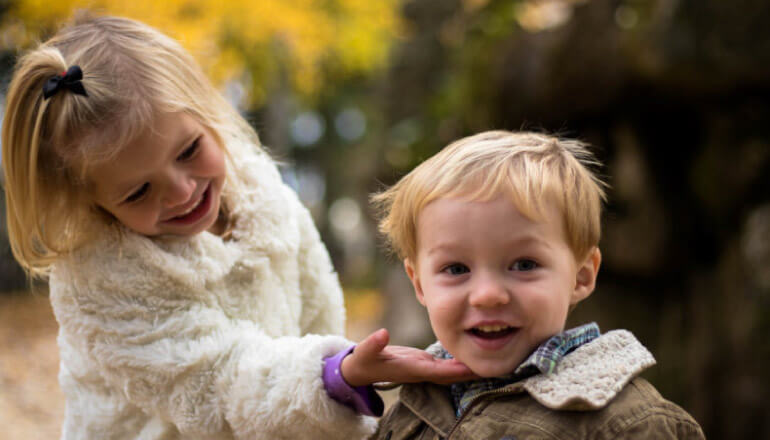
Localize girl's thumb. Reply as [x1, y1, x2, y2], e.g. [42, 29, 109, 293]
[357, 328, 389, 356]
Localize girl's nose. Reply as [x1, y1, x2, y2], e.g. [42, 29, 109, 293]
[162, 172, 196, 208]
[468, 274, 510, 308]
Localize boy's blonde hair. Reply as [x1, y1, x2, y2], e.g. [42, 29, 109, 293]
[2, 14, 260, 277]
[372, 131, 607, 263]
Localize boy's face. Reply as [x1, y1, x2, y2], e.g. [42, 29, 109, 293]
[405, 196, 600, 377]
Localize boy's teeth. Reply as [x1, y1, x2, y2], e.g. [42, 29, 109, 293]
[476, 324, 509, 332]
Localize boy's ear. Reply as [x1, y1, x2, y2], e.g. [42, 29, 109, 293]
[572, 247, 601, 305]
[404, 259, 426, 307]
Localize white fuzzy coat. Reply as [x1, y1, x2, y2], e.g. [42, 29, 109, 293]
[49, 140, 377, 439]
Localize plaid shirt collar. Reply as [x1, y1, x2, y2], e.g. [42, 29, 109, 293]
[437, 322, 601, 417]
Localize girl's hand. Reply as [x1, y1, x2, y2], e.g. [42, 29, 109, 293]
[340, 328, 478, 387]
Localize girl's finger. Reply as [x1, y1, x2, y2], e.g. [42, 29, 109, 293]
[354, 328, 390, 358]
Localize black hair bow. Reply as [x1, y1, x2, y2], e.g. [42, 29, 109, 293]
[42, 65, 88, 100]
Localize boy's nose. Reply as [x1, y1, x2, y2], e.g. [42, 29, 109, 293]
[162, 173, 196, 208]
[468, 275, 510, 308]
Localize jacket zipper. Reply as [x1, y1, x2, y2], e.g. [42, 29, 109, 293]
[445, 384, 524, 438]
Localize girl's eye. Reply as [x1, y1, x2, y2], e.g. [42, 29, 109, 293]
[124, 183, 149, 203]
[442, 263, 470, 276]
[511, 259, 538, 271]
[177, 137, 200, 161]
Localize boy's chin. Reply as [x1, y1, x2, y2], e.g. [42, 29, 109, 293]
[473, 369, 513, 378]
[465, 361, 519, 378]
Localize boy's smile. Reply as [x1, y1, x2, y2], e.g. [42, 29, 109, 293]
[405, 196, 600, 377]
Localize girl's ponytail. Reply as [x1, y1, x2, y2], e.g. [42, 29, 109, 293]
[2, 47, 93, 276]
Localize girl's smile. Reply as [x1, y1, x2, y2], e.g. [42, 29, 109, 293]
[161, 182, 212, 224]
[90, 112, 226, 237]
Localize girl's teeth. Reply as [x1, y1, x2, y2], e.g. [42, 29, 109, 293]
[179, 195, 202, 216]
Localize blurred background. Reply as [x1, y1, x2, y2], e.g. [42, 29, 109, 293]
[0, 0, 768, 438]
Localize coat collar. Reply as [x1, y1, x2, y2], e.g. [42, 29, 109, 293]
[403, 330, 656, 435]
[520, 329, 656, 410]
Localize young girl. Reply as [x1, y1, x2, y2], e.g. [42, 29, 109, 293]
[2, 15, 471, 439]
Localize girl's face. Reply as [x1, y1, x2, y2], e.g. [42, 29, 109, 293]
[90, 112, 226, 237]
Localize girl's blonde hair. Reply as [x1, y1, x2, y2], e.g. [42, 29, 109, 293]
[2, 14, 261, 277]
[372, 131, 607, 263]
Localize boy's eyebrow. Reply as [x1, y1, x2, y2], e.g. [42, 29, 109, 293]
[425, 242, 460, 256]
[425, 234, 552, 256]
[509, 234, 554, 250]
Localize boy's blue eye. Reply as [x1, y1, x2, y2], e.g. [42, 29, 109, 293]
[511, 259, 538, 271]
[177, 137, 200, 161]
[124, 182, 149, 203]
[443, 263, 470, 275]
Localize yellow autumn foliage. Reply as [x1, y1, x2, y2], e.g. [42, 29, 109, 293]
[1, 0, 399, 104]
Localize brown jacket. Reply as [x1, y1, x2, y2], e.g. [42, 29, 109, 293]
[371, 331, 705, 440]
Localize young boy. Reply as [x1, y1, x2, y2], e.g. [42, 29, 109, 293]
[340, 131, 705, 439]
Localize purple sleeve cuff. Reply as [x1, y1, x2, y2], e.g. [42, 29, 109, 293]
[322, 345, 384, 417]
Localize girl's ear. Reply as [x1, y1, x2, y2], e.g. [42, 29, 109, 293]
[404, 259, 426, 307]
[572, 247, 601, 305]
